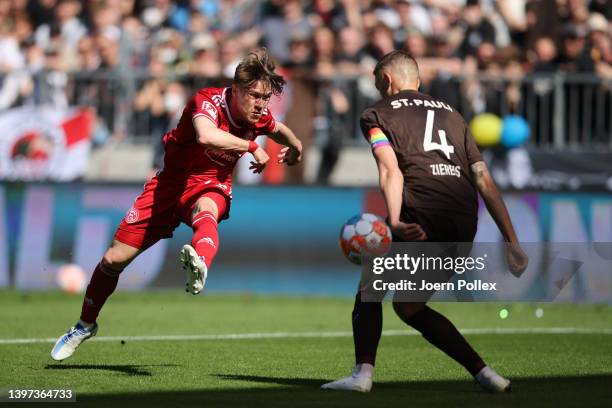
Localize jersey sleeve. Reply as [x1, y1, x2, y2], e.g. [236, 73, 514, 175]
[360, 108, 391, 150]
[192, 92, 220, 125]
[464, 124, 483, 164]
[255, 109, 277, 134]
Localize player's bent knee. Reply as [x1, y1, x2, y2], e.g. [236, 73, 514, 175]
[100, 256, 124, 276]
[101, 242, 141, 274]
[193, 197, 219, 220]
[393, 301, 425, 322]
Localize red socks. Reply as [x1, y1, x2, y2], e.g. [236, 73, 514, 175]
[191, 211, 219, 269]
[79, 207, 221, 324]
[80, 262, 120, 324]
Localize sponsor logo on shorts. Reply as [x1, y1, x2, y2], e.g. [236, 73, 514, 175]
[125, 207, 139, 224]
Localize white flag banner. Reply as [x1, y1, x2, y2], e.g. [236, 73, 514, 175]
[0, 106, 94, 181]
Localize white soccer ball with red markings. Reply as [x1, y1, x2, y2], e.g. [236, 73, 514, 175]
[56, 264, 87, 294]
[339, 213, 392, 265]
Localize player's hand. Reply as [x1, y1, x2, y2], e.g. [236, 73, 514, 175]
[249, 146, 269, 174]
[390, 222, 427, 241]
[277, 145, 302, 166]
[506, 242, 528, 277]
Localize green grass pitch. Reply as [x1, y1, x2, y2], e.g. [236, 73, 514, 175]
[1, 290, 611, 407]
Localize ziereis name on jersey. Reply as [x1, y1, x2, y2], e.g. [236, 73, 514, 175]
[430, 163, 461, 178]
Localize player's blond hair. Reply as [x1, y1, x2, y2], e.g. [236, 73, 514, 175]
[373, 50, 420, 87]
[233, 48, 286, 95]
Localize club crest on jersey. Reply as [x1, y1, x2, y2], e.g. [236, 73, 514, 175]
[125, 207, 139, 224]
[202, 101, 217, 120]
[211, 94, 222, 106]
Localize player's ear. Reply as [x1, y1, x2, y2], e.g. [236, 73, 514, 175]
[383, 72, 393, 91]
[416, 77, 421, 90]
[378, 72, 392, 97]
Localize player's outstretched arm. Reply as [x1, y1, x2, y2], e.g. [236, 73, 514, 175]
[269, 122, 303, 165]
[373, 147, 426, 241]
[194, 116, 269, 173]
[194, 116, 254, 152]
[471, 160, 528, 275]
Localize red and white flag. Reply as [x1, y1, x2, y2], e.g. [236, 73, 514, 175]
[0, 106, 94, 181]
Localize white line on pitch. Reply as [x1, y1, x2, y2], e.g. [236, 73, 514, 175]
[0, 327, 611, 345]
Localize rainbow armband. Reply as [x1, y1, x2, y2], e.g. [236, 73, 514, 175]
[367, 128, 391, 150]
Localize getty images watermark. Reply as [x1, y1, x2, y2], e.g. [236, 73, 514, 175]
[360, 242, 612, 303]
[371, 252, 496, 292]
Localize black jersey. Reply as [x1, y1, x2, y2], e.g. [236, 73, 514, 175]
[361, 89, 482, 216]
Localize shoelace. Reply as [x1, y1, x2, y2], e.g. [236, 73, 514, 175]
[64, 326, 90, 346]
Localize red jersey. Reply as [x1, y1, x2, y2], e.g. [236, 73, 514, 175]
[162, 87, 277, 182]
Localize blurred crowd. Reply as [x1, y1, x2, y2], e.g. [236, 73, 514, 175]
[0, 0, 611, 181]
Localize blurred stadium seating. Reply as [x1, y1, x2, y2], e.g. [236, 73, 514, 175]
[0, 0, 610, 187]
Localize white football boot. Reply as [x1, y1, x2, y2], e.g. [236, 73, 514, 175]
[50, 321, 98, 361]
[475, 366, 511, 392]
[180, 244, 207, 295]
[321, 364, 373, 392]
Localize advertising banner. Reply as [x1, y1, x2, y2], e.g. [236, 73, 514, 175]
[1, 183, 611, 300]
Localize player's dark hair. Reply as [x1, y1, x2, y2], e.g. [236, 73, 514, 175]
[373, 50, 420, 83]
[233, 48, 286, 95]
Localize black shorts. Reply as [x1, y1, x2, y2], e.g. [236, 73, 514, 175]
[397, 207, 478, 243]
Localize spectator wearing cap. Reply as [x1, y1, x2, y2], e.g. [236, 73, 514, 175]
[585, 12, 612, 78]
[558, 23, 595, 73]
[189, 33, 221, 78]
[587, 13, 611, 61]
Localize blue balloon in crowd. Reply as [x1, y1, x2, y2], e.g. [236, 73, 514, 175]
[501, 115, 530, 148]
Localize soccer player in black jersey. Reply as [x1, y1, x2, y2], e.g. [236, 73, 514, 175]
[322, 51, 528, 393]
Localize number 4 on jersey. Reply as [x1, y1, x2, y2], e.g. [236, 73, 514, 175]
[423, 109, 454, 160]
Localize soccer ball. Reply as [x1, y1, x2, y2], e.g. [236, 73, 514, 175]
[56, 264, 87, 294]
[339, 213, 392, 265]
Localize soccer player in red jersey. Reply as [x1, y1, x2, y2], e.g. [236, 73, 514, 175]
[51, 48, 303, 361]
